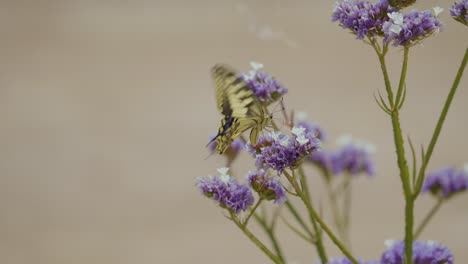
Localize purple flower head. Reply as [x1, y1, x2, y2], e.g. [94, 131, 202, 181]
[309, 148, 336, 173]
[381, 240, 454, 264]
[332, 0, 396, 40]
[327, 257, 378, 264]
[310, 135, 375, 177]
[246, 169, 287, 204]
[422, 165, 468, 198]
[208, 132, 244, 163]
[248, 127, 320, 173]
[196, 168, 254, 214]
[383, 9, 443, 46]
[332, 135, 376, 176]
[241, 62, 287, 104]
[294, 112, 327, 142]
[450, 0, 468, 26]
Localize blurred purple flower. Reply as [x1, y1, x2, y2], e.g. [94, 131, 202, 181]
[310, 135, 375, 177]
[422, 165, 468, 198]
[450, 0, 468, 26]
[381, 240, 454, 264]
[327, 257, 378, 264]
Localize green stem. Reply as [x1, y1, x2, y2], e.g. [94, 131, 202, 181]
[231, 212, 283, 264]
[295, 169, 328, 263]
[414, 198, 444, 239]
[375, 44, 413, 264]
[243, 198, 263, 228]
[285, 201, 315, 239]
[342, 177, 352, 248]
[414, 47, 468, 197]
[254, 213, 287, 263]
[284, 171, 357, 264]
[324, 177, 345, 241]
[395, 47, 409, 107]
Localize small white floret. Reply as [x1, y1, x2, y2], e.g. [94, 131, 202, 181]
[217, 167, 230, 176]
[243, 70, 256, 81]
[296, 135, 309, 146]
[388, 12, 404, 25]
[384, 239, 396, 248]
[220, 174, 231, 184]
[389, 24, 402, 34]
[250, 61, 264, 71]
[291, 126, 306, 137]
[433, 6, 444, 17]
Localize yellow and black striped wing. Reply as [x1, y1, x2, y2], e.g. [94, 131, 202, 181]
[209, 64, 269, 154]
[212, 64, 256, 118]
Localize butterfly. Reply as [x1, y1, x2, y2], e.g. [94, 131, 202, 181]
[208, 64, 271, 154]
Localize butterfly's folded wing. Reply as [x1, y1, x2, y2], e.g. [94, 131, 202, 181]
[211, 64, 268, 153]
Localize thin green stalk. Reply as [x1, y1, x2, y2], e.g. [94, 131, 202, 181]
[294, 169, 328, 263]
[243, 198, 263, 228]
[324, 177, 345, 241]
[230, 212, 283, 264]
[342, 177, 352, 249]
[284, 171, 358, 264]
[375, 44, 413, 264]
[414, 47, 468, 197]
[395, 47, 409, 107]
[280, 215, 315, 244]
[414, 198, 444, 239]
[254, 213, 287, 263]
[285, 201, 315, 239]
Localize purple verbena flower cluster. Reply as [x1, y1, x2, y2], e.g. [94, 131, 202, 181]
[248, 127, 320, 173]
[450, 0, 468, 25]
[332, 0, 396, 40]
[246, 169, 287, 204]
[381, 240, 454, 264]
[196, 168, 254, 214]
[422, 165, 468, 198]
[383, 10, 443, 46]
[241, 62, 287, 104]
[310, 135, 375, 177]
[327, 257, 378, 264]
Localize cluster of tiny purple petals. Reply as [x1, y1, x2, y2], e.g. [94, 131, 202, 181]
[450, 0, 468, 25]
[310, 137, 375, 177]
[248, 129, 320, 173]
[383, 10, 443, 46]
[332, 142, 375, 176]
[241, 71, 287, 104]
[246, 169, 287, 204]
[196, 170, 254, 214]
[295, 121, 327, 142]
[309, 149, 336, 173]
[381, 240, 454, 264]
[327, 257, 378, 264]
[332, 0, 395, 39]
[422, 166, 468, 198]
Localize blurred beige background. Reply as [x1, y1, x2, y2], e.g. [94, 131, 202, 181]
[0, 1, 467, 263]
